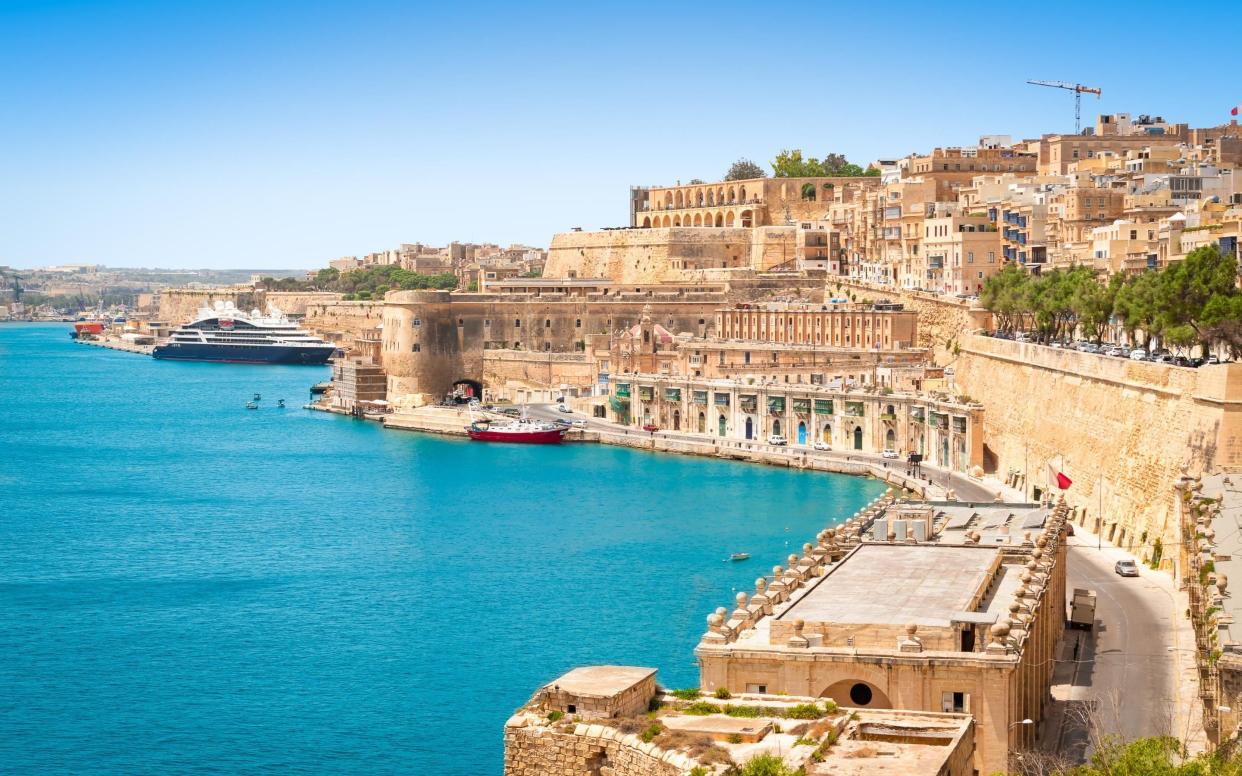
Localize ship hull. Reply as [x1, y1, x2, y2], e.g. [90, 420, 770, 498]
[466, 428, 565, 444]
[152, 343, 335, 365]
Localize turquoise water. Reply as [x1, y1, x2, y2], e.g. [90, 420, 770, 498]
[0, 323, 885, 775]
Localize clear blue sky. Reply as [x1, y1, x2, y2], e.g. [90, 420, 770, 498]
[2, 0, 1239, 269]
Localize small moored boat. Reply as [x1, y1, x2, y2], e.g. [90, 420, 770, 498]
[730, 553, 751, 561]
[245, 401, 258, 410]
[466, 407, 565, 444]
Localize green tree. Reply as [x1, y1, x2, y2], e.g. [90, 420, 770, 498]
[724, 159, 765, 181]
[771, 149, 874, 178]
[771, 149, 824, 177]
[1153, 245, 1239, 354]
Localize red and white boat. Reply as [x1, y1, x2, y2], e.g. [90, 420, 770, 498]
[466, 409, 566, 444]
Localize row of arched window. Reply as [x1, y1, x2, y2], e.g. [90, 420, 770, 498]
[640, 210, 754, 228]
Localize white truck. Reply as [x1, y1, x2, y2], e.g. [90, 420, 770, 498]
[1068, 588, 1097, 630]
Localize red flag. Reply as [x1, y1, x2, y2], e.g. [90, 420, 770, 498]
[1056, 472, 1073, 490]
[1233, 106, 1239, 116]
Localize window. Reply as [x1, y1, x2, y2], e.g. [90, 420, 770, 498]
[575, 319, 582, 328]
[744, 352, 751, 365]
[484, 319, 490, 327]
[745, 684, 768, 694]
[988, 252, 995, 264]
[514, 319, 521, 327]
[967, 251, 974, 264]
[544, 319, 551, 328]
[412, 344, 421, 353]
[849, 683, 873, 705]
[413, 318, 421, 327]
[457, 318, 463, 327]
[941, 692, 969, 714]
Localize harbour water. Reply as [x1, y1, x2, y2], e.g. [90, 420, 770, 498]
[0, 323, 886, 775]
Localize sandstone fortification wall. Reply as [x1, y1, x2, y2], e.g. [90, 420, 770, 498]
[545, 228, 753, 283]
[302, 300, 383, 346]
[263, 291, 343, 315]
[956, 334, 1242, 562]
[504, 717, 691, 776]
[158, 288, 259, 324]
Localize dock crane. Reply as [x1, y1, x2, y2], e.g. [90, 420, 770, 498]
[1026, 80, 1102, 134]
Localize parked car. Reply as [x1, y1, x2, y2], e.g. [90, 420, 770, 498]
[813, 441, 831, 451]
[570, 419, 588, 428]
[1209, 355, 1222, 365]
[1129, 349, 1148, 361]
[881, 449, 900, 460]
[642, 423, 660, 432]
[556, 403, 572, 413]
[1115, 559, 1140, 577]
[1105, 346, 1126, 357]
[1190, 357, 1206, 368]
[767, 434, 788, 446]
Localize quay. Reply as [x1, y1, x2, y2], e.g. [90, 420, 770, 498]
[74, 336, 154, 356]
[305, 400, 970, 500]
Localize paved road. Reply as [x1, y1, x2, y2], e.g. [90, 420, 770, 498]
[1040, 533, 1189, 765]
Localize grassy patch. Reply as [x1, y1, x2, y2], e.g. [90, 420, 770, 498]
[683, 701, 724, 715]
[670, 688, 702, 701]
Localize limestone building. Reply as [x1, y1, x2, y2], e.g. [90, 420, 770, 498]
[694, 498, 1071, 775]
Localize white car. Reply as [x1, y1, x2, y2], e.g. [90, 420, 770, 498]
[881, 449, 900, 460]
[813, 441, 831, 451]
[767, 435, 788, 446]
[556, 403, 572, 413]
[1129, 349, 1148, 361]
[570, 419, 587, 428]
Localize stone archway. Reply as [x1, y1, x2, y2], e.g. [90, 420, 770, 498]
[885, 428, 896, 449]
[642, 216, 651, 228]
[698, 411, 706, 433]
[853, 426, 863, 450]
[821, 679, 892, 710]
[673, 409, 681, 431]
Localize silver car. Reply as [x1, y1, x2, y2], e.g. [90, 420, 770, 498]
[1115, 559, 1139, 577]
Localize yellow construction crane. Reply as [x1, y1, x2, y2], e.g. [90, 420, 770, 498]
[1027, 80, 1102, 134]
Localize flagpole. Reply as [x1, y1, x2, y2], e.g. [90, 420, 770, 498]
[1098, 473, 1103, 552]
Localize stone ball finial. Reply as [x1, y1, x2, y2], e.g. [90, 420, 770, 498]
[990, 621, 1011, 642]
[788, 554, 799, 567]
[1025, 560, 1038, 573]
[1032, 548, 1044, 561]
[707, 612, 722, 627]
[1219, 574, 1229, 594]
[715, 607, 728, 619]
[803, 543, 814, 555]
[1036, 535, 1048, 548]
[1020, 571, 1032, 584]
[887, 530, 897, 542]
[736, 591, 748, 607]
[772, 566, 784, 578]
[906, 623, 918, 637]
[755, 578, 767, 592]
[1009, 602, 1021, 616]
[793, 618, 805, 633]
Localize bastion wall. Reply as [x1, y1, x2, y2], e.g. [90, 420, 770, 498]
[545, 228, 754, 283]
[381, 290, 723, 401]
[504, 718, 689, 776]
[955, 333, 1242, 563]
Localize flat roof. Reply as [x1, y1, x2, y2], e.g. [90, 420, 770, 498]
[777, 544, 1000, 628]
[547, 665, 657, 698]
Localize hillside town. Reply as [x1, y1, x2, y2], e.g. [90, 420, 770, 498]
[35, 109, 1242, 775]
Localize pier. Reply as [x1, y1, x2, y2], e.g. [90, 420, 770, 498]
[74, 336, 154, 356]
